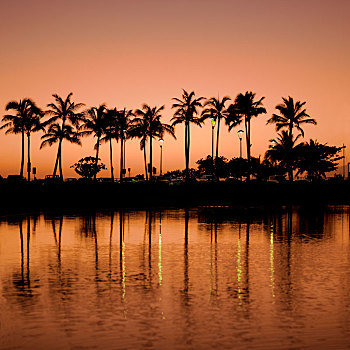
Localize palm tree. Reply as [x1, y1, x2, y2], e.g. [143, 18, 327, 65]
[81, 104, 108, 180]
[134, 104, 175, 181]
[265, 130, 301, 181]
[114, 108, 134, 182]
[1, 99, 35, 177]
[266, 96, 316, 138]
[40, 123, 82, 179]
[171, 90, 204, 180]
[234, 91, 266, 180]
[225, 103, 243, 154]
[201, 96, 231, 159]
[23, 101, 44, 181]
[129, 113, 150, 180]
[44, 93, 84, 179]
[100, 108, 118, 181]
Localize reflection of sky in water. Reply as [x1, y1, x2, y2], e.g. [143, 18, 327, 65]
[0, 206, 350, 349]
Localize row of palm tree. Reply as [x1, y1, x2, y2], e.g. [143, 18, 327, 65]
[1, 90, 318, 181]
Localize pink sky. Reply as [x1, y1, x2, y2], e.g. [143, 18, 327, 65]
[0, 0, 349, 178]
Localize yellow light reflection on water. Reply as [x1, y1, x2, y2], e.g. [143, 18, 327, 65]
[122, 241, 126, 301]
[237, 237, 242, 305]
[270, 224, 275, 299]
[158, 231, 162, 285]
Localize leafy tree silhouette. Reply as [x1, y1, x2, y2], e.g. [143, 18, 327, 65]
[71, 156, 106, 179]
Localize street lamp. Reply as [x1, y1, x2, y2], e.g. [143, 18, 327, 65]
[237, 129, 244, 158]
[271, 140, 276, 148]
[159, 138, 164, 176]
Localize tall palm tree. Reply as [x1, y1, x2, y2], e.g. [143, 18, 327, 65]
[100, 107, 118, 181]
[201, 96, 231, 159]
[1, 99, 35, 177]
[171, 90, 204, 180]
[81, 104, 108, 181]
[234, 91, 266, 181]
[44, 93, 84, 179]
[134, 104, 175, 181]
[40, 123, 82, 179]
[266, 96, 316, 138]
[225, 103, 243, 153]
[265, 130, 301, 181]
[114, 108, 134, 182]
[129, 113, 150, 180]
[23, 101, 44, 181]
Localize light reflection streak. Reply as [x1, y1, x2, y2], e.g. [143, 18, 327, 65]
[122, 241, 126, 300]
[237, 236, 242, 305]
[158, 212, 162, 286]
[270, 223, 275, 299]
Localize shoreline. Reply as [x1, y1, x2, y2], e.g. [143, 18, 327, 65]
[1, 181, 350, 214]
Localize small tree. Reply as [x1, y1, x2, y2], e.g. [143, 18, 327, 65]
[71, 156, 106, 179]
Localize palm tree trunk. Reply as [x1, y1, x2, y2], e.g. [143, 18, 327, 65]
[245, 117, 251, 181]
[288, 124, 294, 182]
[216, 117, 220, 159]
[149, 134, 153, 181]
[124, 140, 126, 174]
[143, 145, 148, 181]
[94, 136, 100, 181]
[27, 132, 31, 181]
[120, 137, 124, 182]
[187, 125, 191, 179]
[20, 130, 25, 177]
[59, 146, 63, 180]
[53, 139, 62, 177]
[109, 138, 114, 181]
[185, 122, 189, 180]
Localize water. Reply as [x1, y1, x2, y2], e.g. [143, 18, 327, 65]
[1, 206, 350, 349]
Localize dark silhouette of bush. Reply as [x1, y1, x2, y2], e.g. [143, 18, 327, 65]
[71, 156, 106, 179]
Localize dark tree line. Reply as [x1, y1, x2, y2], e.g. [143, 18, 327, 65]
[0, 90, 344, 182]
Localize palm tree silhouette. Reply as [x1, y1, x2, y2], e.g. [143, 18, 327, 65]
[1, 99, 38, 178]
[101, 108, 118, 181]
[266, 96, 316, 138]
[81, 104, 108, 181]
[201, 96, 231, 159]
[23, 101, 44, 181]
[265, 130, 301, 181]
[129, 112, 150, 180]
[171, 90, 204, 181]
[44, 93, 84, 179]
[234, 92, 266, 180]
[134, 104, 175, 181]
[40, 123, 82, 179]
[114, 108, 134, 182]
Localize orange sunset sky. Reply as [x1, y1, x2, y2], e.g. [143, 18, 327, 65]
[0, 0, 349, 178]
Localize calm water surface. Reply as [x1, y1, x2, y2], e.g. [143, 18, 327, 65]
[1, 206, 350, 349]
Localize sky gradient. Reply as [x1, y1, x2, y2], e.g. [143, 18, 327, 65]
[1, 0, 349, 178]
